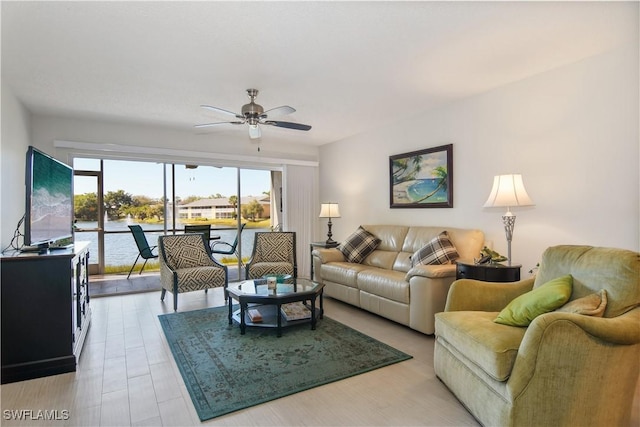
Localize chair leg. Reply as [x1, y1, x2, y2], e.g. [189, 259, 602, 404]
[127, 254, 141, 279]
[160, 288, 166, 301]
[204, 289, 208, 294]
[139, 258, 149, 275]
[173, 293, 178, 311]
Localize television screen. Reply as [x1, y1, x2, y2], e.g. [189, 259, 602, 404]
[24, 146, 74, 248]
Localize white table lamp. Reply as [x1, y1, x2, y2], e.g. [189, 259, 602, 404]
[319, 203, 341, 245]
[483, 174, 534, 265]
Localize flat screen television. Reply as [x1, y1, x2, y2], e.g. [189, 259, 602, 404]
[24, 146, 74, 250]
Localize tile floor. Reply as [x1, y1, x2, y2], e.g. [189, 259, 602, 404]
[1, 282, 638, 426]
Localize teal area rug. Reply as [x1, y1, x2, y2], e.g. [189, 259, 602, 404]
[158, 305, 412, 421]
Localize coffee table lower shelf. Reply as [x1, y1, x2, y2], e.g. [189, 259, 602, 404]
[231, 304, 322, 337]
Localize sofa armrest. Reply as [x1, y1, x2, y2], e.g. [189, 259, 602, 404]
[405, 264, 456, 281]
[312, 248, 345, 264]
[444, 277, 535, 312]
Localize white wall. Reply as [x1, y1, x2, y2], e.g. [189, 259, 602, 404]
[0, 82, 32, 250]
[318, 45, 639, 274]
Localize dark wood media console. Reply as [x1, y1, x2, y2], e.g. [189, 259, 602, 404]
[1, 241, 91, 384]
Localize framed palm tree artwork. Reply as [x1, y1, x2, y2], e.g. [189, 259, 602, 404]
[389, 144, 453, 208]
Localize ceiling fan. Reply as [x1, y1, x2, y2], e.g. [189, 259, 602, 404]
[195, 88, 312, 140]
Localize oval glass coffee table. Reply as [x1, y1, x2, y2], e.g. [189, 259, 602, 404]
[227, 278, 324, 337]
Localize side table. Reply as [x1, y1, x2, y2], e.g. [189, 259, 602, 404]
[456, 261, 521, 283]
[310, 241, 339, 280]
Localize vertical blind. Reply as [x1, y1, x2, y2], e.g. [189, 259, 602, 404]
[283, 164, 319, 278]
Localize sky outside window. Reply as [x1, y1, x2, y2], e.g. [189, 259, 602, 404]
[73, 159, 270, 199]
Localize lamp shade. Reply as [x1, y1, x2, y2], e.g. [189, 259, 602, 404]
[483, 174, 534, 208]
[319, 203, 341, 218]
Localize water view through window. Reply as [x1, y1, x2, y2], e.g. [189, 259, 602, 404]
[73, 159, 273, 274]
[74, 220, 264, 269]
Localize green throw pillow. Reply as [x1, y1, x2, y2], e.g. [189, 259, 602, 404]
[494, 274, 573, 327]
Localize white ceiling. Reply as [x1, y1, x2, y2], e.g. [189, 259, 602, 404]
[2, 1, 637, 146]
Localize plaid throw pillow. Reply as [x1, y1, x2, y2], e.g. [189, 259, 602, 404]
[338, 226, 381, 264]
[410, 231, 459, 267]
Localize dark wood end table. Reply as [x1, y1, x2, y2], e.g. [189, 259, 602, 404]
[456, 261, 522, 283]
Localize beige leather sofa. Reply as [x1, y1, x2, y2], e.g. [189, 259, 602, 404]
[434, 245, 640, 426]
[311, 225, 484, 334]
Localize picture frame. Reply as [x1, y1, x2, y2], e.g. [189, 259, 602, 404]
[389, 144, 453, 208]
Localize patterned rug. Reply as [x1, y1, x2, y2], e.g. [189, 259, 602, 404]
[158, 305, 412, 421]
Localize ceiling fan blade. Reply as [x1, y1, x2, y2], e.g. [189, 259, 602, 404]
[248, 125, 261, 139]
[260, 105, 295, 119]
[194, 121, 244, 129]
[263, 120, 312, 131]
[200, 105, 244, 120]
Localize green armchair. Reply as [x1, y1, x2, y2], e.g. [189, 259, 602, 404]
[434, 245, 640, 427]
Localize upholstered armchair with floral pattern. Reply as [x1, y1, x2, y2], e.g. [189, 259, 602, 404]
[158, 234, 228, 311]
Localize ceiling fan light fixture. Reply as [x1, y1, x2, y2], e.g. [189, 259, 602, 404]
[248, 124, 261, 139]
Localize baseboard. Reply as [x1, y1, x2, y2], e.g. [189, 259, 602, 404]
[1, 355, 76, 384]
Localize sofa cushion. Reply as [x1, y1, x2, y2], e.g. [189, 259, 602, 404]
[362, 225, 408, 252]
[410, 231, 459, 267]
[435, 311, 525, 381]
[556, 289, 607, 317]
[357, 268, 410, 304]
[338, 226, 381, 263]
[495, 274, 573, 327]
[363, 249, 398, 270]
[320, 262, 371, 288]
[392, 251, 413, 272]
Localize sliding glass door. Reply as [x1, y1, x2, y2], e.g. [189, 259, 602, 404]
[73, 157, 274, 276]
[73, 161, 103, 275]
